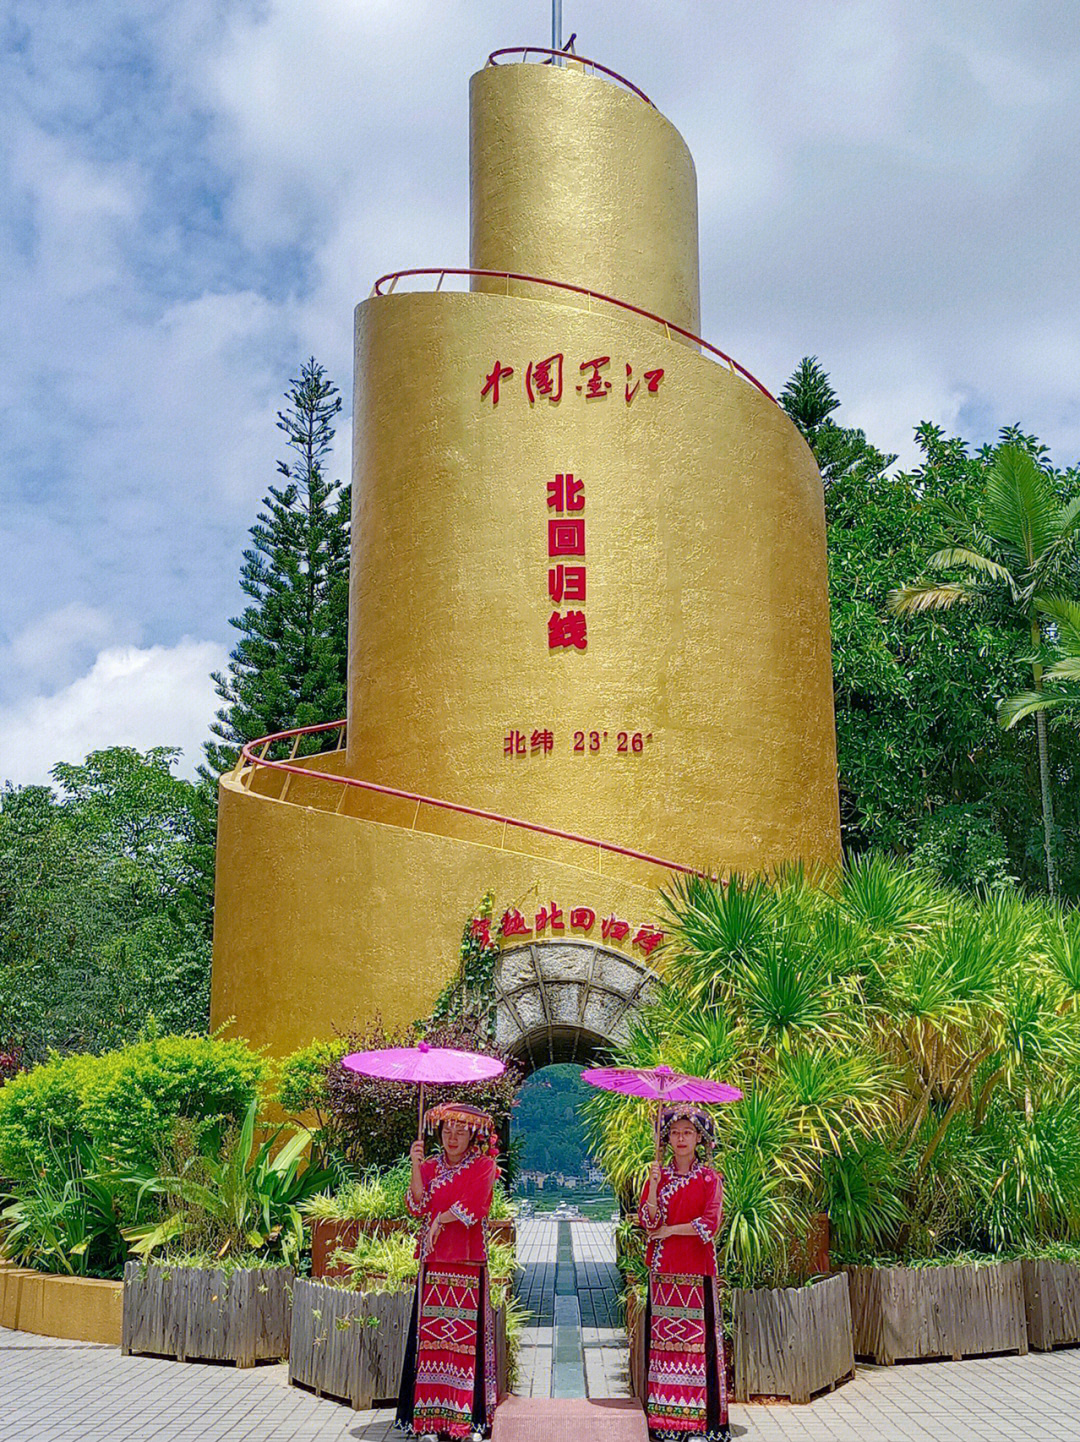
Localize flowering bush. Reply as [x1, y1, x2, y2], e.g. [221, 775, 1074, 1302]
[278, 1015, 521, 1173]
[0, 1045, 23, 1087]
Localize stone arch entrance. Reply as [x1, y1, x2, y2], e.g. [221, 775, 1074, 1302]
[494, 940, 662, 1071]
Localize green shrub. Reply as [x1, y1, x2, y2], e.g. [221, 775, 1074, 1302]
[126, 1100, 332, 1267]
[592, 855, 1080, 1284]
[0, 1033, 267, 1182]
[275, 1038, 339, 1123]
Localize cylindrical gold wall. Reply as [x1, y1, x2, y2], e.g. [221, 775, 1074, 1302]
[470, 63, 700, 334]
[346, 288, 840, 875]
[211, 59, 842, 1062]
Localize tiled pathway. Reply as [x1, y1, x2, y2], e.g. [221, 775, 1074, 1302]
[513, 1217, 628, 1400]
[11, 1222, 1080, 1439]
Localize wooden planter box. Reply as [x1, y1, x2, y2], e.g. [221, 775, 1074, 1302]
[733, 1274, 853, 1404]
[1021, 1259, 1080, 1352]
[289, 1277, 508, 1411]
[488, 1218, 516, 1249]
[310, 1218, 515, 1280]
[122, 1262, 293, 1366]
[311, 1219, 411, 1280]
[844, 1262, 1028, 1365]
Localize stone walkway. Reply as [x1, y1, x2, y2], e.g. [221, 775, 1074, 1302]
[9, 1219, 1080, 1440]
[513, 1218, 627, 1399]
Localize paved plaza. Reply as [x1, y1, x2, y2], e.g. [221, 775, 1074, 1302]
[6, 1221, 1080, 1440]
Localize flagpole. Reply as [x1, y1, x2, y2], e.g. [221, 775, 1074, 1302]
[552, 0, 563, 66]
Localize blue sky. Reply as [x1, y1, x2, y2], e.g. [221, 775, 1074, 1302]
[3, 0, 1079, 784]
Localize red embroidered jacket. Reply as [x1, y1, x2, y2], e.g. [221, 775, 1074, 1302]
[406, 1151, 496, 1264]
[638, 1162, 722, 1276]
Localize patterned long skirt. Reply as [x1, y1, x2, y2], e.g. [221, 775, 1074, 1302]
[395, 1261, 495, 1439]
[645, 1272, 729, 1441]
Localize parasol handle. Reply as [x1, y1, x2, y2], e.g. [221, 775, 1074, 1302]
[418, 1081, 426, 1144]
[655, 1101, 663, 1166]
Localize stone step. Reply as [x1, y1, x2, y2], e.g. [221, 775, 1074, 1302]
[492, 1397, 648, 1441]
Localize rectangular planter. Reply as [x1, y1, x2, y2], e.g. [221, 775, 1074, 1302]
[311, 1219, 411, 1280]
[289, 1277, 507, 1411]
[0, 1263, 123, 1345]
[1021, 1258, 1080, 1351]
[733, 1274, 854, 1404]
[310, 1218, 514, 1280]
[122, 1262, 293, 1366]
[844, 1262, 1027, 1365]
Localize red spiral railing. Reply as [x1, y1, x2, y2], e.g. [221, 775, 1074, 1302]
[486, 47, 655, 108]
[370, 268, 777, 404]
[237, 719, 698, 879]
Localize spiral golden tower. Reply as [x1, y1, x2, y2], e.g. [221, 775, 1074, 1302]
[210, 53, 840, 1059]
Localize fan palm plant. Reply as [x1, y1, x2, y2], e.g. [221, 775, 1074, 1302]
[594, 855, 1080, 1278]
[889, 444, 1080, 894]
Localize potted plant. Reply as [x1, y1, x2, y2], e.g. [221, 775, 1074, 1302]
[303, 1158, 516, 1279]
[121, 1100, 331, 1365]
[1019, 1243, 1080, 1352]
[303, 1164, 416, 1280]
[843, 1252, 1027, 1364]
[289, 1232, 519, 1410]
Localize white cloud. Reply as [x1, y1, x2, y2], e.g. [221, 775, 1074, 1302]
[2, 0, 1080, 785]
[0, 638, 228, 787]
[1, 603, 118, 697]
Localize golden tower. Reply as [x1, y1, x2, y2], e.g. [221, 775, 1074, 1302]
[211, 53, 840, 1058]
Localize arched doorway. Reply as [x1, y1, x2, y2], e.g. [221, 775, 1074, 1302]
[497, 941, 661, 1399]
[494, 940, 662, 1071]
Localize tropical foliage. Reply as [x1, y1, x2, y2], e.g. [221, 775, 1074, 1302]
[1001, 596, 1080, 733]
[0, 1136, 154, 1278]
[126, 1100, 333, 1265]
[891, 443, 1080, 894]
[589, 857, 1080, 1288]
[821, 412, 1080, 898]
[0, 749, 215, 1060]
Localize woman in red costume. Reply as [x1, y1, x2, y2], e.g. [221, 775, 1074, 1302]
[395, 1101, 498, 1440]
[638, 1105, 728, 1442]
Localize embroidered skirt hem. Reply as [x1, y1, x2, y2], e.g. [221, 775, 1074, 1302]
[395, 1262, 495, 1440]
[645, 1271, 728, 1439]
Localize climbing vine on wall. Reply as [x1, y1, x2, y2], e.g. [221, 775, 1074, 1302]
[429, 892, 503, 1034]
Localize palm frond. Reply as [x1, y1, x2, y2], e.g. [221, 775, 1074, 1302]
[888, 583, 974, 614]
[983, 444, 1065, 572]
[1045, 658, 1080, 685]
[1036, 594, 1080, 651]
[926, 547, 1015, 589]
[1059, 494, 1080, 537]
[999, 690, 1073, 730]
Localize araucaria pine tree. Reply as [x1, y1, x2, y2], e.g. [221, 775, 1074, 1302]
[204, 359, 350, 775]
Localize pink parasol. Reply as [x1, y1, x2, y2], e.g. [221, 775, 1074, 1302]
[341, 1040, 505, 1140]
[582, 1064, 743, 1161]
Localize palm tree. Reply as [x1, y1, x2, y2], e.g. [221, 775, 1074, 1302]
[1000, 596, 1080, 732]
[889, 445, 1080, 895]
